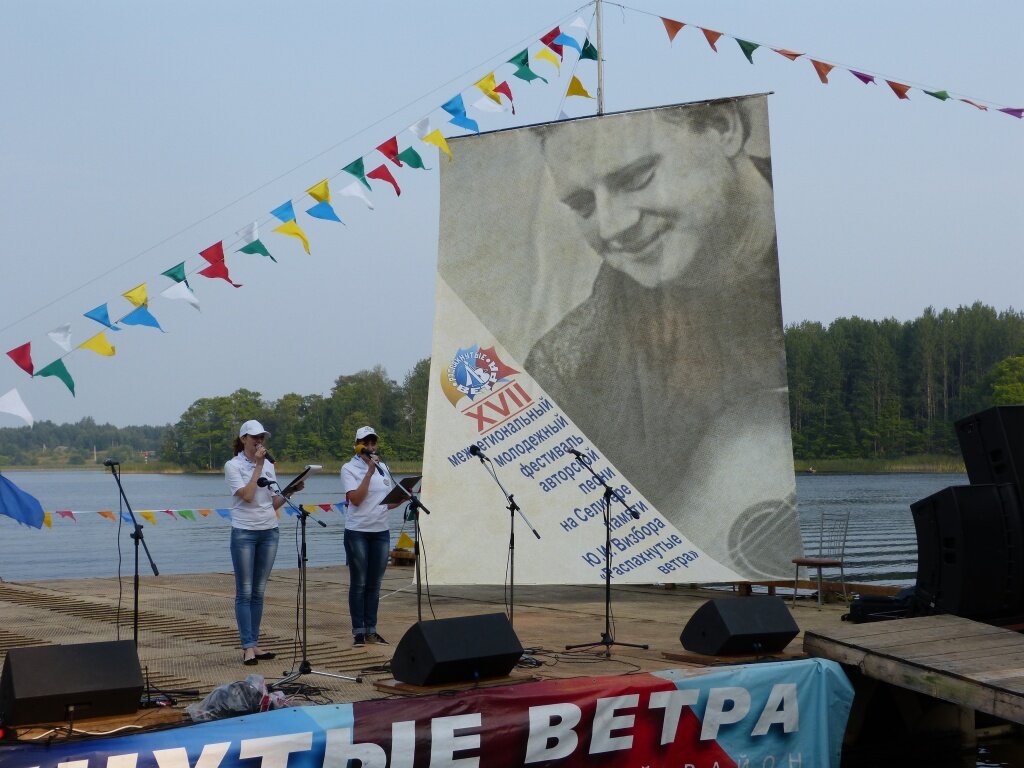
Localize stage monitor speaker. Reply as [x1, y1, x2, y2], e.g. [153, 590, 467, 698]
[911, 483, 1024, 620]
[956, 406, 1024, 488]
[390, 613, 523, 687]
[0, 640, 143, 726]
[679, 596, 799, 656]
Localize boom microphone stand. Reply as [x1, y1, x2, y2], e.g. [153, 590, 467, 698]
[105, 459, 159, 646]
[468, 444, 540, 629]
[564, 448, 648, 657]
[264, 478, 360, 687]
[376, 456, 431, 622]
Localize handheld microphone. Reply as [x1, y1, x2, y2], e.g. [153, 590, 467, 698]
[468, 444, 490, 462]
[261, 449, 275, 464]
[357, 445, 385, 477]
[103, 458, 120, 467]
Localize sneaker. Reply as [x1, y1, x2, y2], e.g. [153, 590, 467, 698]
[353, 633, 366, 647]
[366, 632, 389, 645]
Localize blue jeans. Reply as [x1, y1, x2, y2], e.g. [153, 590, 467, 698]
[344, 529, 390, 635]
[230, 527, 279, 648]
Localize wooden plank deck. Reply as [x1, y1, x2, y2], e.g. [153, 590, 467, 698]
[804, 614, 1024, 726]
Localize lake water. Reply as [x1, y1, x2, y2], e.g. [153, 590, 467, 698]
[0, 469, 964, 583]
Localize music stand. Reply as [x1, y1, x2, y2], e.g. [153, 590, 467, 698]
[376, 460, 431, 621]
[564, 449, 648, 657]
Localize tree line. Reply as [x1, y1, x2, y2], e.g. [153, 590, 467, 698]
[1, 304, 1022, 468]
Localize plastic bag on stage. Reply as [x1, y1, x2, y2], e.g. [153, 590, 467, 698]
[186, 674, 287, 722]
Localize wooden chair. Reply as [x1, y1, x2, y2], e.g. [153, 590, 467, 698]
[792, 509, 850, 605]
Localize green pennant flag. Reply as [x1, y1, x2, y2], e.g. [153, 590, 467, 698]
[924, 89, 951, 101]
[35, 358, 75, 396]
[343, 158, 372, 190]
[581, 38, 599, 61]
[178, 509, 196, 521]
[397, 146, 428, 170]
[509, 49, 547, 83]
[162, 262, 188, 284]
[736, 39, 760, 64]
[238, 238, 277, 262]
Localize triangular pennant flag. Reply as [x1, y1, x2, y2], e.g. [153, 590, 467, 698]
[163, 509, 177, 519]
[340, 180, 375, 209]
[43, 511, 51, 528]
[774, 48, 803, 61]
[396, 531, 415, 549]
[98, 510, 116, 521]
[472, 95, 506, 114]
[273, 219, 312, 253]
[238, 238, 276, 261]
[236, 223, 276, 262]
[541, 27, 564, 58]
[179, 509, 196, 521]
[998, 107, 1024, 119]
[422, 129, 453, 161]
[48, 324, 72, 352]
[581, 38, 598, 61]
[661, 18, 685, 42]
[79, 331, 116, 356]
[216, 508, 232, 519]
[558, 110, 570, 121]
[307, 179, 331, 203]
[197, 509, 212, 517]
[200, 241, 226, 265]
[160, 281, 201, 311]
[121, 512, 131, 523]
[886, 80, 911, 100]
[850, 70, 876, 85]
[376, 137, 403, 165]
[306, 200, 343, 223]
[270, 201, 297, 224]
[397, 146, 428, 169]
[566, 76, 593, 99]
[736, 39, 760, 64]
[552, 33, 582, 55]
[508, 49, 547, 83]
[162, 262, 188, 285]
[7, 343, 34, 375]
[960, 99, 989, 111]
[367, 164, 401, 196]
[568, 16, 588, 33]
[0, 475, 44, 528]
[342, 158, 372, 190]
[811, 60, 835, 84]
[493, 81, 516, 114]
[410, 117, 431, 140]
[84, 304, 121, 331]
[700, 28, 723, 52]
[0, 388, 33, 426]
[441, 94, 480, 133]
[924, 89, 950, 101]
[475, 73, 502, 104]
[198, 260, 242, 287]
[57, 510, 75, 520]
[318, 503, 333, 512]
[35, 358, 75, 396]
[140, 510, 156, 526]
[122, 283, 148, 308]
[121, 304, 164, 331]
[534, 46, 561, 72]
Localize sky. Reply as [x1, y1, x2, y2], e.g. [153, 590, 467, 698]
[2, 1, 1021, 428]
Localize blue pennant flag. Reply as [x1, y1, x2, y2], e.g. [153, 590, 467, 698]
[553, 33, 583, 54]
[84, 304, 121, 331]
[0, 474, 44, 529]
[120, 305, 164, 331]
[271, 201, 297, 223]
[306, 201, 343, 223]
[441, 94, 480, 133]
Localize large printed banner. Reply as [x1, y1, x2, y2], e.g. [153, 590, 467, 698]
[423, 96, 802, 583]
[0, 661, 852, 768]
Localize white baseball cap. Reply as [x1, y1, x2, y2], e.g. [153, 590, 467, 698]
[239, 419, 271, 438]
[355, 425, 378, 441]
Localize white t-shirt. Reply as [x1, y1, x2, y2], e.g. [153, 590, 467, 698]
[341, 455, 391, 532]
[224, 452, 279, 530]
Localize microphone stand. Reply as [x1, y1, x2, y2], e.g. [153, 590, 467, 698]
[377, 457, 431, 622]
[470, 448, 540, 630]
[564, 450, 648, 657]
[106, 461, 159, 646]
[270, 481, 360, 687]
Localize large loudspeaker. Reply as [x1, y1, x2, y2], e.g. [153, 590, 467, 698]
[911, 483, 1024, 619]
[679, 596, 799, 656]
[0, 640, 143, 725]
[390, 613, 523, 686]
[956, 406, 1024, 488]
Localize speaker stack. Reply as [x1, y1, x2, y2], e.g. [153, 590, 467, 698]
[910, 406, 1024, 620]
[679, 596, 799, 656]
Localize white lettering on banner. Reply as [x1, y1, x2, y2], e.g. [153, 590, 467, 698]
[701, 687, 752, 741]
[239, 733, 314, 768]
[324, 728, 387, 768]
[58, 762, 89, 768]
[430, 713, 482, 768]
[390, 721, 416, 768]
[590, 695, 639, 754]
[648, 689, 701, 745]
[524, 703, 581, 764]
[153, 744, 230, 768]
[752, 685, 799, 736]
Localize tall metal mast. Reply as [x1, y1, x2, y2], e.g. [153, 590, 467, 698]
[595, 0, 604, 115]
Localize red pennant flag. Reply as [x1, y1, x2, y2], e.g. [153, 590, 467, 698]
[541, 27, 564, 59]
[810, 60, 835, 84]
[774, 48, 803, 61]
[493, 81, 516, 114]
[377, 137, 402, 166]
[319, 503, 333, 512]
[700, 28, 723, 52]
[999, 107, 1024, 119]
[367, 164, 401, 196]
[661, 17, 685, 43]
[849, 70, 875, 85]
[198, 260, 242, 287]
[886, 80, 911, 100]
[960, 99, 989, 111]
[57, 510, 75, 520]
[6, 342, 34, 375]
[200, 241, 226, 264]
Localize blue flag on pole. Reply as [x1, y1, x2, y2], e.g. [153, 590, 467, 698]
[0, 474, 44, 528]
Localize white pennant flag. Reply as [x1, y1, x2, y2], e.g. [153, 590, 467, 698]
[339, 181, 374, 210]
[0, 388, 33, 427]
[569, 16, 589, 33]
[161, 281, 201, 311]
[410, 117, 431, 140]
[47, 323, 72, 352]
[471, 95, 506, 114]
[236, 221, 260, 246]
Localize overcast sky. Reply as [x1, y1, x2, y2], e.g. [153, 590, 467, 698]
[2, 1, 1021, 428]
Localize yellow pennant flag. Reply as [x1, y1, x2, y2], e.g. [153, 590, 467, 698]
[273, 220, 311, 254]
[475, 72, 501, 104]
[422, 129, 453, 161]
[396, 531, 415, 550]
[43, 510, 52, 529]
[79, 332, 116, 356]
[140, 510, 156, 525]
[567, 75, 594, 99]
[122, 283, 148, 307]
[534, 47, 561, 72]
[307, 179, 331, 203]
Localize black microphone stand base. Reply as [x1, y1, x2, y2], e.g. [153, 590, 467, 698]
[275, 663, 361, 687]
[565, 634, 649, 658]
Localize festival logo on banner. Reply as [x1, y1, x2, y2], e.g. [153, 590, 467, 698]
[440, 344, 534, 434]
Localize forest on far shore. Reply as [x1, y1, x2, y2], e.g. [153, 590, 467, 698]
[0, 303, 1021, 469]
